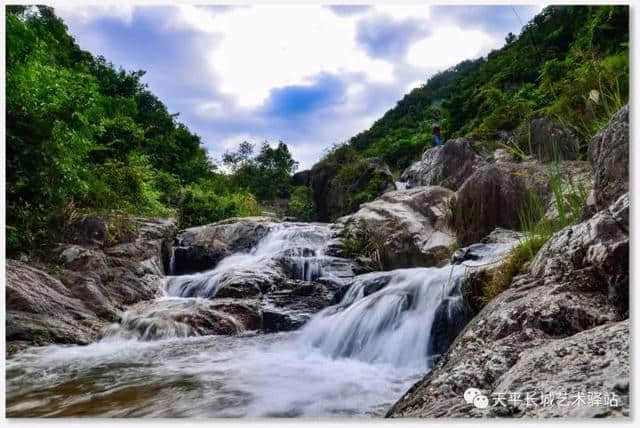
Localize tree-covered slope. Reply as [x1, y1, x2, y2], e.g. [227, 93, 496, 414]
[339, 5, 629, 171]
[6, 6, 300, 255]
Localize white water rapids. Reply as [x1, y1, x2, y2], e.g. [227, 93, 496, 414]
[6, 223, 515, 417]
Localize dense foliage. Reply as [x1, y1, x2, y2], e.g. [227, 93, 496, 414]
[222, 141, 298, 201]
[286, 186, 315, 221]
[5, 6, 297, 255]
[330, 5, 629, 172]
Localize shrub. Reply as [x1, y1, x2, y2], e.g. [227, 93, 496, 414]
[287, 186, 315, 221]
[341, 219, 386, 270]
[480, 235, 547, 304]
[179, 182, 260, 228]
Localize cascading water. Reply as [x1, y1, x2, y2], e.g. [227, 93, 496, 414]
[299, 266, 465, 369]
[5, 221, 517, 417]
[168, 236, 182, 275]
[165, 223, 341, 298]
[394, 181, 408, 190]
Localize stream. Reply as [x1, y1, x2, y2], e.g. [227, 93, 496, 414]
[5, 222, 513, 417]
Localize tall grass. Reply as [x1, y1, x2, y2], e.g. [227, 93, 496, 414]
[481, 165, 588, 303]
[342, 219, 386, 271]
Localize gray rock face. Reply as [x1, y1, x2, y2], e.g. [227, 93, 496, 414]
[452, 162, 550, 246]
[63, 216, 109, 247]
[292, 169, 311, 187]
[6, 260, 102, 346]
[492, 320, 629, 417]
[589, 104, 629, 211]
[310, 157, 396, 222]
[531, 192, 629, 317]
[338, 186, 456, 269]
[171, 217, 278, 275]
[387, 195, 629, 418]
[400, 138, 485, 190]
[6, 217, 177, 351]
[528, 115, 582, 161]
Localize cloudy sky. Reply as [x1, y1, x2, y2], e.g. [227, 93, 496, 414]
[55, 3, 543, 169]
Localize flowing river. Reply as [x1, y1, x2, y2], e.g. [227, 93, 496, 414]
[5, 222, 513, 417]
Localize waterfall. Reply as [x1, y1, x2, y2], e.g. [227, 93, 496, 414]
[296, 238, 516, 369]
[161, 222, 514, 368]
[168, 237, 182, 276]
[7, 220, 518, 417]
[165, 223, 344, 298]
[297, 266, 465, 369]
[395, 181, 408, 190]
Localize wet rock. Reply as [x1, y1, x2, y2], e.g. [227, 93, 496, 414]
[589, 104, 629, 211]
[387, 196, 629, 418]
[400, 138, 485, 190]
[452, 162, 550, 246]
[102, 298, 262, 340]
[338, 186, 456, 269]
[261, 281, 334, 332]
[215, 268, 279, 298]
[172, 217, 278, 274]
[427, 282, 469, 363]
[310, 157, 395, 222]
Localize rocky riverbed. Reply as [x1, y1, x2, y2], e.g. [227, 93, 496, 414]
[5, 105, 629, 418]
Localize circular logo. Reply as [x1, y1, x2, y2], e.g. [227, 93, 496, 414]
[464, 388, 482, 404]
[473, 394, 489, 409]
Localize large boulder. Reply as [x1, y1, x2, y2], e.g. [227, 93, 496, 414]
[400, 138, 485, 190]
[589, 104, 629, 211]
[337, 186, 456, 269]
[452, 162, 550, 246]
[310, 157, 396, 222]
[387, 194, 629, 418]
[492, 320, 629, 417]
[171, 217, 278, 275]
[6, 216, 177, 352]
[292, 169, 311, 187]
[6, 260, 102, 347]
[527, 115, 582, 162]
[62, 215, 109, 247]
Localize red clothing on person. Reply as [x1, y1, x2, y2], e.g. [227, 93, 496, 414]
[433, 126, 441, 136]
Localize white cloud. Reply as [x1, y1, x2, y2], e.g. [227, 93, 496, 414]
[173, 5, 394, 108]
[407, 25, 498, 70]
[55, 4, 542, 169]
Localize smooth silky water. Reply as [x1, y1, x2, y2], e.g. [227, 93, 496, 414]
[5, 223, 513, 417]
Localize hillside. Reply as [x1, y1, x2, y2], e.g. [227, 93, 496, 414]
[332, 5, 628, 172]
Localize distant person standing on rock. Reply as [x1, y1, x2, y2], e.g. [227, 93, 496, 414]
[433, 122, 443, 146]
